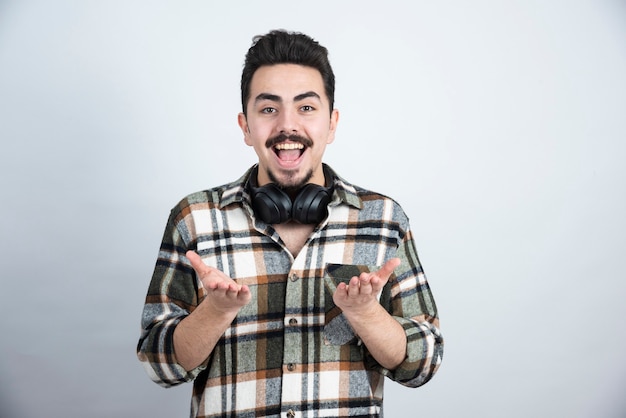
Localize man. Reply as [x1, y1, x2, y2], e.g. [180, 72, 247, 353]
[137, 30, 443, 418]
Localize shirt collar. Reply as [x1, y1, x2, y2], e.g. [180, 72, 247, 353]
[218, 164, 363, 210]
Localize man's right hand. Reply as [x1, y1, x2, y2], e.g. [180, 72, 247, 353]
[186, 250, 252, 314]
[173, 251, 252, 371]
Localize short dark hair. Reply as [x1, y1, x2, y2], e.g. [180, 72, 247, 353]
[241, 30, 335, 116]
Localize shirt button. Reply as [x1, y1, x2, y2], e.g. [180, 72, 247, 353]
[287, 363, 295, 371]
[287, 409, 295, 418]
[289, 318, 298, 326]
[290, 273, 298, 282]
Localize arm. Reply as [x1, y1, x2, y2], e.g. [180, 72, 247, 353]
[383, 227, 443, 386]
[137, 210, 250, 386]
[334, 227, 443, 387]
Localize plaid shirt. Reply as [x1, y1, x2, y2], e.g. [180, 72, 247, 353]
[137, 165, 443, 418]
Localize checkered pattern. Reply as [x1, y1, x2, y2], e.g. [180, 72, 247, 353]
[137, 165, 443, 417]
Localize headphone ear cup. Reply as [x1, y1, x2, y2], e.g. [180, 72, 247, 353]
[251, 183, 292, 224]
[292, 184, 331, 224]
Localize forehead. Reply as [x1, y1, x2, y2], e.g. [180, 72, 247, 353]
[249, 64, 326, 101]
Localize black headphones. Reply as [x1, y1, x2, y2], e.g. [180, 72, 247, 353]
[247, 165, 333, 224]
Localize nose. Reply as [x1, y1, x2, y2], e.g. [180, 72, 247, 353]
[277, 108, 299, 135]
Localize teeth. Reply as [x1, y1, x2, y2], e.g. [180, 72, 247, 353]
[274, 143, 304, 150]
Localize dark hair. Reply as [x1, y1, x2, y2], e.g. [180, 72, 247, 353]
[241, 30, 335, 116]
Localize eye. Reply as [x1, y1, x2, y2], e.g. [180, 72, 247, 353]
[261, 107, 277, 114]
[300, 105, 315, 112]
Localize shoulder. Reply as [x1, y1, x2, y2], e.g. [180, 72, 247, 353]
[168, 169, 251, 224]
[328, 165, 410, 226]
[353, 184, 400, 207]
[355, 185, 410, 225]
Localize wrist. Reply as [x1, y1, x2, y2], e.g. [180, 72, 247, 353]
[341, 300, 382, 322]
[199, 296, 241, 318]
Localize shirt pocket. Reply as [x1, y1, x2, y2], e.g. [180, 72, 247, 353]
[323, 263, 381, 345]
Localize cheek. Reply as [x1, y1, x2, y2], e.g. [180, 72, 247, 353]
[310, 125, 335, 144]
[250, 122, 274, 139]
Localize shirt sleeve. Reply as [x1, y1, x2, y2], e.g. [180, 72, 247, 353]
[136, 209, 208, 387]
[366, 223, 444, 387]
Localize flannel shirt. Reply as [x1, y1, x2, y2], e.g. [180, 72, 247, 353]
[137, 164, 443, 418]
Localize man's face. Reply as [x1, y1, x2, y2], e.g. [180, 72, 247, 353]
[238, 64, 339, 189]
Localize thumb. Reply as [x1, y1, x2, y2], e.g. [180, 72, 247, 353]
[375, 258, 401, 281]
[185, 250, 208, 275]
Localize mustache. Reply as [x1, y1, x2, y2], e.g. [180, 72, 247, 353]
[265, 133, 313, 149]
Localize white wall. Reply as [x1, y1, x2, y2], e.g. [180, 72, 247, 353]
[1, 1, 625, 417]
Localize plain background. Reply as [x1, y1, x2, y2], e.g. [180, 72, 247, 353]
[1, 1, 625, 417]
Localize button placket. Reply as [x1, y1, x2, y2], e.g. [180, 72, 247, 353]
[282, 266, 305, 411]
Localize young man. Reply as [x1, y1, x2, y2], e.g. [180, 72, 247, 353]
[137, 30, 443, 418]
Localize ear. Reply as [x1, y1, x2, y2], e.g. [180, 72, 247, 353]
[326, 109, 340, 144]
[238, 112, 252, 145]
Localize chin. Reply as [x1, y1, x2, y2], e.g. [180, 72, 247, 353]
[268, 167, 313, 191]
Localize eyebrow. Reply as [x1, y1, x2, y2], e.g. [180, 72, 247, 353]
[254, 93, 281, 103]
[254, 91, 321, 104]
[294, 91, 321, 102]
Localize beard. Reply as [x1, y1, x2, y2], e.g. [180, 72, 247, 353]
[267, 167, 314, 196]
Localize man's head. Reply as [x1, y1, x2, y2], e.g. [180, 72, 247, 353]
[241, 30, 335, 116]
[238, 30, 339, 191]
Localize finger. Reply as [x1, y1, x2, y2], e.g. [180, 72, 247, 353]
[359, 272, 371, 282]
[214, 281, 236, 291]
[358, 273, 373, 295]
[369, 275, 385, 294]
[336, 282, 348, 293]
[348, 277, 361, 297]
[208, 283, 241, 298]
[224, 284, 252, 304]
[238, 285, 252, 303]
[186, 250, 209, 275]
[374, 258, 401, 281]
[332, 282, 348, 302]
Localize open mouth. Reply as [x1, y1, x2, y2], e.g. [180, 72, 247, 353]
[273, 142, 305, 162]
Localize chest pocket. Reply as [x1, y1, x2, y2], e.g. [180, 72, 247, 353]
[323, 263, 392, 345]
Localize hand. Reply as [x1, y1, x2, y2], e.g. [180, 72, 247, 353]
[186, 250, 251, 314]
[332, 258, 401, 314]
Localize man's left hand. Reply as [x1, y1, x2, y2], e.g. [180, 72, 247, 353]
[332, 258, 401, 314]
